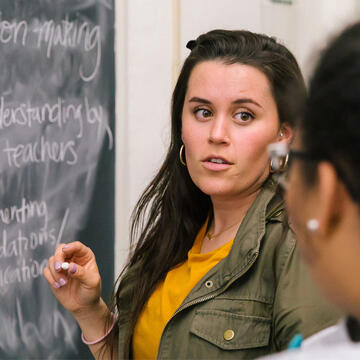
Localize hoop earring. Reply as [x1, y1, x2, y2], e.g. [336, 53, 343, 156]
[282, 153, 289, 170]
[270, 153, 289, 173]
[270, 159, 275, 173]
[179, 144, 186, 166]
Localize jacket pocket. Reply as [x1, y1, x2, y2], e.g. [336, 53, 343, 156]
[190, 310, 271, 350]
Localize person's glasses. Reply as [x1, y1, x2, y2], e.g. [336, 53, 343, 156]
[267, 142, 315, 190]
[267, 142, 360, 202]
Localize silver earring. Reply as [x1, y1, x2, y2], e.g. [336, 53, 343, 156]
[307, 219, 319, 232]
[280, 132, 284, 138]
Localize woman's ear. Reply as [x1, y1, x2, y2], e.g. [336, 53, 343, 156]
[316, 161, 344, 237]
[279, 123, 294, 144]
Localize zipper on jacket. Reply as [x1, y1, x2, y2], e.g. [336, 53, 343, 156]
[157, 251, 259, 358]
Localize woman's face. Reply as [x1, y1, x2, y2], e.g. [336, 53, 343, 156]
[181, 60, 290, 201]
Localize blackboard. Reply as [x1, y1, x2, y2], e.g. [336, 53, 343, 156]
[0, 1, 115, 359]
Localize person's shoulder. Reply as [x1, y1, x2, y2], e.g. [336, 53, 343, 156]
[260, 344, 360, 360]
[262, 319, 358, 358]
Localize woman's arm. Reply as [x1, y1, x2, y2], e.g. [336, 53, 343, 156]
[72, 298, 118, 359]
[43, 241, 118, 359]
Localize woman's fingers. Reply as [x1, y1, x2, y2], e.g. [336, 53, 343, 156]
[51, 242, 95, 277]
[46, 255, 68, 289]
[47, 241, 99, 287]
[62, 241, 93, 258]
[46, 254, 100, 289]
[53, 243, 68, 273]
[64, 261, 101, 288]
[54, 241, 95, 267]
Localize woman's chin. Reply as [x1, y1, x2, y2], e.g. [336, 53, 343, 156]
[197, 183, 238, 199]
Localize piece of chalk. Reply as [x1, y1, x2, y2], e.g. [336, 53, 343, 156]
[61, 262, 70, 270]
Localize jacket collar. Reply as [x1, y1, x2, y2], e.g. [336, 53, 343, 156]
[221, 176, 282, 278]
[186, 176, 283, 299]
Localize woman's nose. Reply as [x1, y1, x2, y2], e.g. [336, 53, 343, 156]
[208, 116, 230, 144]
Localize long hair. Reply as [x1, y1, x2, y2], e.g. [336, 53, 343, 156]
[105, 29, 306, 358]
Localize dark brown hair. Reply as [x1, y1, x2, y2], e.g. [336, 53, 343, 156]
[299, 22, 360, 202]
[105, 29, 305, 358]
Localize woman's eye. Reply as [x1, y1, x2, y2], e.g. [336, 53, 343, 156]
[234, 111, 254, 123]
[194, 108, 213, 120]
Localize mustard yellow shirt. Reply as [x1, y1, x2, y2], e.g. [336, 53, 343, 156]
[132, 223, 234, 359]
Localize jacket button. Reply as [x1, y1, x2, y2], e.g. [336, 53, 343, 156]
[224, 329, 235, 341]
[205, 280, 213, 288]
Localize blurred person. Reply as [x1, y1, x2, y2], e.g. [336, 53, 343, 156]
[266, 21, 360, 359]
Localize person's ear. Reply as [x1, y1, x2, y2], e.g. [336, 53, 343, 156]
[316, 161, 344, 237]
[278, 123, 293, 144]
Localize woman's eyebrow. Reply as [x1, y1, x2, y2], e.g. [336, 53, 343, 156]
[188, 97, 262, 109]
[188, 97, 211, 104]
[233, 98, 263, 109]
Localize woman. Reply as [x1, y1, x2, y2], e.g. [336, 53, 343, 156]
[266, 21, 360, 358]
[43, 30, 339, 359]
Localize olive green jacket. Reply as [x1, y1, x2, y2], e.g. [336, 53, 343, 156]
[118, 178, 340, 359]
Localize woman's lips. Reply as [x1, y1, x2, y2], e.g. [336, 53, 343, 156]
[201, 156, 232, 171]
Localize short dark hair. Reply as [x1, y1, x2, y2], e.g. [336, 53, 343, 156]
[300, 22, 360, 202]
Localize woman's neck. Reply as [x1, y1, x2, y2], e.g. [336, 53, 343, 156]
[211, 188, 260, 230]
[200, 189, 260, 253]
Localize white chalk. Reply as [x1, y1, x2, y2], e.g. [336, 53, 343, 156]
[61, 262, 70, 270]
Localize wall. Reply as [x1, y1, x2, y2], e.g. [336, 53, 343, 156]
[115, 0, 173, 273]
[115, 0, 360, 274]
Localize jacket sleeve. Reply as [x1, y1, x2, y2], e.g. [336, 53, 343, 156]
[272, 230, 341, 350]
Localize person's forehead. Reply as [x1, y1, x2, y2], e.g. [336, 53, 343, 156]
[186, 60, 273, 103]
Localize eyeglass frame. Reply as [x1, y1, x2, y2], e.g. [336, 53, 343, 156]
[267, 142, 359, 202]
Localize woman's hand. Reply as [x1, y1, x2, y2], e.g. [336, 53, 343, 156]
[43, 241, 102, 317]
[44, 242, 117, 358]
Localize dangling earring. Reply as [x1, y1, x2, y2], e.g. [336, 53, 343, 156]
[270, 158, 277, 173]
[282, 153, 289, 170]
[179, 144, 186, 166]
[270, 153, 289, 173]
[307, 219, 319, 232]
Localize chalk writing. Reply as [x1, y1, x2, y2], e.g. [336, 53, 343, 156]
[0, 97, 84, 137]
[55, 208, 69, 248]
[0, 206, 69, 294]
[0, 312, 18, 353]
[0, 198, 48, 228]
[0, 15, 27, 46]
[0, 14, 101, 81]
[0, 95, 114, 168]
[0, 298, 77, 354]
[99, 0, 113, 10]
[0, 96, 112, 142]
[33, 17, 101, 82]
[0, 258, 49, 291]
[3, 138, 78, 167]
[0, 228, 56, 259]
